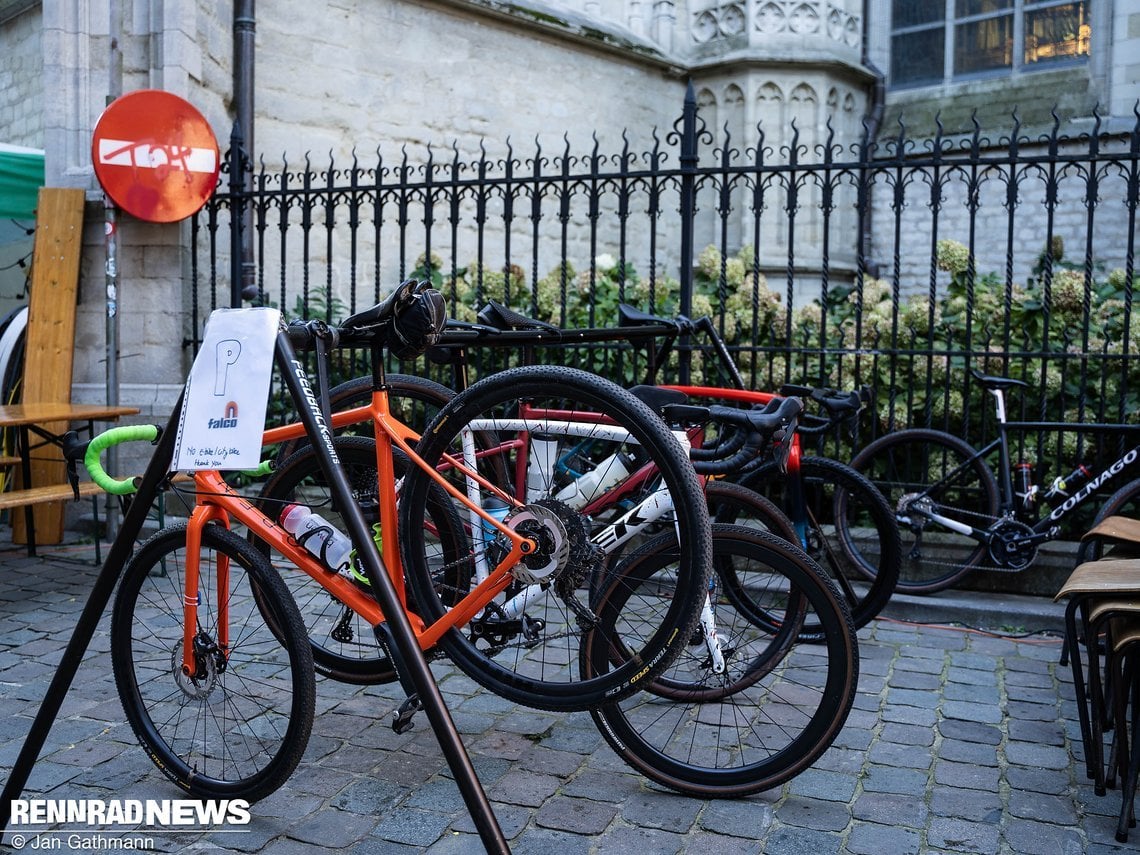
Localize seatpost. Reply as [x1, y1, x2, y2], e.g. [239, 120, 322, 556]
[989, 386, 1016, 514]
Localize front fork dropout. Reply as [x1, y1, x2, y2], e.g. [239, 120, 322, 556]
[698, 579, 728, 674]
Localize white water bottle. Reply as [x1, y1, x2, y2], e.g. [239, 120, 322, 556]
[527, 435, 560, 501]
[554, 451, 632, 509]
[280, 504, 353, 576]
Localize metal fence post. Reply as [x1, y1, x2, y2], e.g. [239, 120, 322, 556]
[229, 121, 246, 308]
[676, 81, 699, 383]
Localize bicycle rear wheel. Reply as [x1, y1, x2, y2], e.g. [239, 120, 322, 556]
[739, 456, 901, 631]
[850, 429, 1000, 593]
[111, 523, 315, 801]
[400, 365, 713, 711]
[586, 524, 858, 797]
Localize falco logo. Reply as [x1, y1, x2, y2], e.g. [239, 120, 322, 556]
[208, 401, 239, 429]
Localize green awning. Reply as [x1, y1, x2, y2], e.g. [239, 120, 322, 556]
[0, 145, 45, 220]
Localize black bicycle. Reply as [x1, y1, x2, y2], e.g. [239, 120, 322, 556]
[848, 370, 1140, 593]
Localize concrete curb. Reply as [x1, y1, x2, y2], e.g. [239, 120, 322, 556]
[880, 587, 1066, 635]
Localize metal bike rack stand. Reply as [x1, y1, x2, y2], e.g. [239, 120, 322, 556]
[1, 332, 509, 853]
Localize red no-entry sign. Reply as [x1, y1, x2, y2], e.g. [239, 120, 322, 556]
[92, 90, 220, 223]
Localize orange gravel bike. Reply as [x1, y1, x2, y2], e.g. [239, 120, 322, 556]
[76, 282, 714, 802]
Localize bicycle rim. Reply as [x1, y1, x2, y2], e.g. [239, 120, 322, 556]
[111, 524, 315, 801]
[400, 364, 712, 711]
[851, 429, 999, 593]
[587, 525, 858, 797]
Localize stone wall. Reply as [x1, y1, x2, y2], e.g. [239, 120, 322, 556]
[0, 4, 41, 148]
[1114, 6, 1140, 118]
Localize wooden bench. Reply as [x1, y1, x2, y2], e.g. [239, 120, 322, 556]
[0, 402, 140, 555]
[0, 479, 104, 510]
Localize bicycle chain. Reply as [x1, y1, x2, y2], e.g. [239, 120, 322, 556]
[900, 501, 1032, 573]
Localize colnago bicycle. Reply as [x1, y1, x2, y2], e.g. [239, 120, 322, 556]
[76, 282, 717, 801]
[848, 369, 1140, 593]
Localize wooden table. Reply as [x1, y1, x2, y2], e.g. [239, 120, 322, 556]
[0, 403, 141, 556]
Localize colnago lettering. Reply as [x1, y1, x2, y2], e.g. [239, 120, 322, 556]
[1049, 448, 1139, 522]
[291, 359, 338, 463]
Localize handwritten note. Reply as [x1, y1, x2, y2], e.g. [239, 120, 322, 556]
[173, 308, 279, 471]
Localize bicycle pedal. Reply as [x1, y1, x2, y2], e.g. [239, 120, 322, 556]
[392, 694, 422, 734]
[520, 615, 544, 647]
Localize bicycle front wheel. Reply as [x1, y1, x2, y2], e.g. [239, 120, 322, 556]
[400, 365, 713, 711]
[739, 456, 901, 632]
[111, 523, 315, 801]
[586, 524, 858, 797]
[851, 429, 1000, 593]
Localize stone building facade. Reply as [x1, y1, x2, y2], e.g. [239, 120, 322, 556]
[0, 0, 1136, 411]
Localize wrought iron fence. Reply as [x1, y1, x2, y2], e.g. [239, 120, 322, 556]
[194, 84, 1140, 473]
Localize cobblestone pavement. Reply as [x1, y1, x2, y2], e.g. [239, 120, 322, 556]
[0, 535, 1134, 854]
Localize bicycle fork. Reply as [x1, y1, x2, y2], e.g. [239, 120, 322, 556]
[180, 504, 231, 680]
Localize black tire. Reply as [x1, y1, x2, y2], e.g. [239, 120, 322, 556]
[738, 456, 902, 631]
[399, 365, 713, 711]
[586, 524, 858, 797]
[253, 435, 468, 684]
[850, 429, 1000, 594]
[111, 524, 315, 801]
[705, 480, 798, 541]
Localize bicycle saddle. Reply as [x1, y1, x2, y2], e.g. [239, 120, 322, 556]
[629, 385, 688, 416]
[476, 300, 559, 332]
[970, 369, 1028, 391]
[341, 278, 426, 331]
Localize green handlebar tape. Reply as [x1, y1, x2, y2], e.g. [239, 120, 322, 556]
[84, 424, 160, 495]
[240, 460, 275, 478]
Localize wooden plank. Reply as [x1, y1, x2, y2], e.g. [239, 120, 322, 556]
[0, 480, 103, 511]
[0, 404, 139, 426]
[12, 187, 85, 545]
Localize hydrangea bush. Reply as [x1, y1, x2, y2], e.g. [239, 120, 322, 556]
[414, 239, 1136, 468]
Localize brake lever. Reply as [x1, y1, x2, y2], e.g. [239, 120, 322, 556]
[61, 430, 88, 501]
